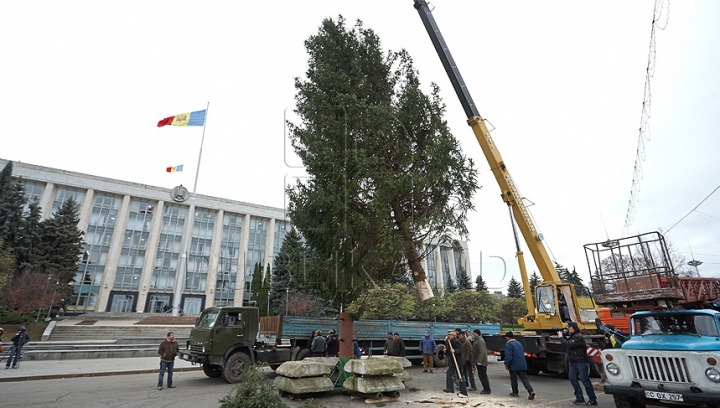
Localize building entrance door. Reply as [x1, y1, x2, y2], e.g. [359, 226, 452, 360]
[148, 294, 171, 313]
[110, 294, 134, 312]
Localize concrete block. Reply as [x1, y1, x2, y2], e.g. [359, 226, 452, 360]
[384, 356, 412, 368]
[304, 356, 339, 370]
[343, 375, 405, 394]
[344, 358, 404, 375]
[274, 375, 334, 394]
[275, 360, 330, 378]
[394, 370, 413, 382]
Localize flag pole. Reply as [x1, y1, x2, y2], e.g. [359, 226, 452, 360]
[172, 102, 210, 317]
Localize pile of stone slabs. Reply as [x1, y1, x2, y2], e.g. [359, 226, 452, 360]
[343, 357, 406, 399]
[274, 360, 334, 399]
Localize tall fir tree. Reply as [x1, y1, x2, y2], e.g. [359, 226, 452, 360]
[269, 228, 304, 315]
[0, 178, 30, 268]
[444, 274, 457, 294]
[475, 274, 488, 292]
[249, 262, 263, 307]
[528, 271, 541, 297]
[286, 17, 479, 302]
[456, 267, 473, 290]
[507, 276, 524, 299]
[37, 197, 85, 284]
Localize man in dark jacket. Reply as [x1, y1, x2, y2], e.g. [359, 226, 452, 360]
[5, 326, 29, 369]
[471, 329, 491, 394]
[392, 332, 406, 357]
[157, 331, 180, 390]
[443, 331, 468, 396]
[504, 332, 535, 400]
[459, 331, 476, 391]
[311, 330, 326, 356]
[558, 322, 597, 405]
[326, 330, 338, 357]
[383, 332, 394, 356]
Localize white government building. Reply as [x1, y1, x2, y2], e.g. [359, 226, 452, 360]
[3, 159, 471, 315]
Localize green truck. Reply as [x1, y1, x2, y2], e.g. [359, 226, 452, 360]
[179, 306, 501, 383]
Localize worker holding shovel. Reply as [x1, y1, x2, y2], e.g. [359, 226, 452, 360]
[443, 331, 468, 396]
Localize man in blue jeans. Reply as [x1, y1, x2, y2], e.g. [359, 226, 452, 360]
[558, 322, 597, 405]
[157, 332, 179, 390]
[5, 326, 29, 369]
[504, 332, 535, 400]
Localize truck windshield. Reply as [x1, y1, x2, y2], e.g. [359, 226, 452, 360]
[195, 309, 220, 329]
[632, 314, 720, 336]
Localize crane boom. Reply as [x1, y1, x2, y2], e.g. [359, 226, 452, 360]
[413, 0, 560, 285]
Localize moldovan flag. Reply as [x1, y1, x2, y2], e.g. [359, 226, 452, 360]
[166, 165, 183, 173]
[157, 110, 206, 127]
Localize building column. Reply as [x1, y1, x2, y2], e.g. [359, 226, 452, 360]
[205, 209, 224, 308]
[435, 246, 444, 292]
[234, 214, 251, 306]
[263, 218, 276, 278]
[136, 200, 165, 312]
[38, 182, 56, 220]
[97, 194, 132, 312]
[77, 189, 95, 233]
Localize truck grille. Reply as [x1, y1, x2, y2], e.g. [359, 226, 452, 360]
[629, 355, 692, 383]
[189, 344, 204, 354]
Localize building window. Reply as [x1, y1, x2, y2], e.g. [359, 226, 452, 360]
[244, 217, 267, 300]
[115, 199, 154, 291]
[152, 204, 186, 292]
[21, 181, 44, 213]
[426, 245, 437, 286]
[215, 213, 243, 307]
[72, 194, 121, 312]
[186, 208, 215, 294]
[440, 248, 451, 282]
[52, 187, 85, 216]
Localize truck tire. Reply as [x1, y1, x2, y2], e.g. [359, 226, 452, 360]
[613, 395, 645, 408]
[434, 345, 448, 367]
[295, 348, 310, 361]
[223, 352, 251, 384]
[202, 362, 222, 378]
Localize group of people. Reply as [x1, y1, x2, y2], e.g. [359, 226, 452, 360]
[441, 328, 491, 397]
[383, 332, 406, 357]
[310, 329, 363, 358]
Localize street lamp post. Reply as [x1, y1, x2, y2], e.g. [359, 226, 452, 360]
[46, 280, 59, 322]
[285, 288, 289, 316]
[688, 260, 703, 277]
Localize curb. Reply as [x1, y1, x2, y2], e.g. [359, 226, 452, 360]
[0, 365, 202, 383]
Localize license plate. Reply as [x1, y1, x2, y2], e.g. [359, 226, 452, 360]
[644, 391, 684, 402]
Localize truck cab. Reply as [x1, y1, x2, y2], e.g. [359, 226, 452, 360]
[602, 309, 720, 407]
[180, 307, 291, 383]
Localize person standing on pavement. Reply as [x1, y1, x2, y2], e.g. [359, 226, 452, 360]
[353, 337, 362, 358]
[5, 326, 29, 369]
[504, 332, 535, 400]
[418, 330, 437, 373]
[157, 331, 179, 390]
[558, 322, 598, 406]
[326, 330, 338, 357]
[459, 331, 476, 391]
[443, 332, 468, 396]
[0, 327, 4, 354]
[383, 332, 394, 356]
[310, 330, 326, 357]
[471, 329, 491, 394]
[392, 332, 406, 357]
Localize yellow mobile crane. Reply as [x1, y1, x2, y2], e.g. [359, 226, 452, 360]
[413, 1, 602, 375]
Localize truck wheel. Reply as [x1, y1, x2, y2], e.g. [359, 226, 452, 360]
[613, 395, 645, 408]
[295, 348, 310, 361]
[223, 352, 251, 384]
[434, 345, 448, 367]
[525, 357, 540, 375]
[202, 362, 222, 378]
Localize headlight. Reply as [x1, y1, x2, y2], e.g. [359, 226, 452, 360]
[706, 368, 720, 382]
[606, 363, 620, 375]
[202, 346, 206, 353]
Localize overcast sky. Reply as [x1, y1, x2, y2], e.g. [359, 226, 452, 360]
[1, 1, 718, 290]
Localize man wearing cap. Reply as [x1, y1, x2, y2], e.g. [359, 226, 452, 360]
[5, 326, 29, 369]
[326, 329, 338, 357]
[443, 331, 468, 396]
[383, 332, 394, 356]
[459, 331, 476, 391]
[558, 322, 597, 405]
[504, 331, 535, 400]
[471, 329, 491, 394]
[603, 323, 626, 348]
[419, 329, 437, 373]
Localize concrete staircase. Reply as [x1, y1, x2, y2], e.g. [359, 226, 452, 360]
[19, 313, 196, 361]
